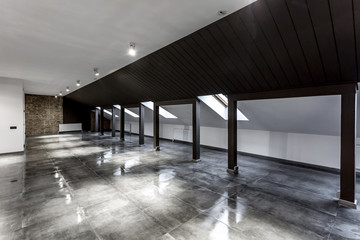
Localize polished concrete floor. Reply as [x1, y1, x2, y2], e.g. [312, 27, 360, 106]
[0, 132, 359, 240]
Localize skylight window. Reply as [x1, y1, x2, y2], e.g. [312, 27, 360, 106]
[103, 109, 119, 118]
[198, 95, 248, 121]
[125, 109, 139, 118]
[198, 95, 227, 119]
[213, 94, 228, 107]
[142, 101, 177, 119]
[113, 105, 139, 118]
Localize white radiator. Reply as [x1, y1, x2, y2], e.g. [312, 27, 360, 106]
[59, 123, 82, 133]
[173, 128, 190, 142]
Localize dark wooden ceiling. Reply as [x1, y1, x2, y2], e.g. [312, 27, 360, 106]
[66, 0, 360, 107]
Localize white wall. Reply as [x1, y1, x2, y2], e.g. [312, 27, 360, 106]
[0, 78, 25, 154]
[203, 128, 342, 169]
[116, 120, 360, 170]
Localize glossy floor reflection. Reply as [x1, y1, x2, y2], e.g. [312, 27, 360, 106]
[0, 132, 359, 240]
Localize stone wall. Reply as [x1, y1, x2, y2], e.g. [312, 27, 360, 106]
[25, 95, 63, 135]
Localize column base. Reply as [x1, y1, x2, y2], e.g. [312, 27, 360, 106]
[227, 166, 239, 175]
[192, 159, 201, 162]
[338, 199, 358, 209]
[154, 146, 160, 151]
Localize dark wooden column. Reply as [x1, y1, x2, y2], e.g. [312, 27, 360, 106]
[139, 104, 144, 145]
[100, 107, 104, 135]
[95, 108, 99, 132]
[192, 100, 200, 161]
[339, 90, 358, 208]
[120, 107, 125, 141]
[112, 106, 116, 137]
[228, 96, 238, 174]
[153, 104, 160, 151]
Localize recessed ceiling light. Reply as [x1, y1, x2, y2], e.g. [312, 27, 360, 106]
[218, 10, 227, 16]
[76, 80, 81, 87]
[128, 42, 136, 56]
[94, 68, 100, 77]
[59, 91, 63, 96]
[66, 86, 70, 92]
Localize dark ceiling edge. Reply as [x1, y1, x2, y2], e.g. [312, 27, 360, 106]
[66, 81, 358, 109]
[65, 0, 360, 107]
[65, 3, 256, 99]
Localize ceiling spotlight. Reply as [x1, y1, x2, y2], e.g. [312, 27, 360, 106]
[128, 42, 136, 56]
[59, 91, 63, 96]
[94, 68, 100, 77]
[218, 10, 227, 16]
[76, 80, 81, 87]
[55, 95, 58, 98]
[66, 86, 70, 92]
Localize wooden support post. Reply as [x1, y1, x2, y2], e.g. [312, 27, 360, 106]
[228, 96, 238, 174]
[100, 107, 104, 135]
[153, 104, 160, 151]
[112, 106, 116, 137]
[339, 90, 358, 209]
[95, 108, 99, 132]
[192, 100, 200, 161]
[139, 104, 144, 145]
[120, 107, 125, 141]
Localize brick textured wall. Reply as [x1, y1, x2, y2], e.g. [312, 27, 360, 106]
[25, 95, 63, 136]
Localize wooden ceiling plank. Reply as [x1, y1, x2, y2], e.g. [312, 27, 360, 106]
[173, 42, 234, 93]
[265, 0, 313, 86]
[122, 62, 171, 99]
[285, 0, 327, 84]
[121, 68, 159, 100]
[216, 20, 279, 90]
[329, 0, 357, 82]
[183, 35, 252, 92]
[132, 59, 186, 100]
[144, 55, 197, 99]
[196, 30, 261, 91]
[165, 45, 229, 94]
[354, 0, 360, 82]
[156, 48, 213, 95]
[306, 0, 341, 83]
[251, 0, 300, 86]
[205, 25, 270, 91]
[236, 10, 291, 88]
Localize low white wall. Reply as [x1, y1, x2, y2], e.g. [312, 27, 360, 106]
[59, 123, 82, 132]
[0, 78, 25, 154]
[116, 120, 359, 170]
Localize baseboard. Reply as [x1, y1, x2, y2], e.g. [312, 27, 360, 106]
[238, 151, 342, 174]
[196, 144, 342, 174]
[0, 150, 24, 156]
[119, 132, 193, 145]
[90, 131, 360, 176]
